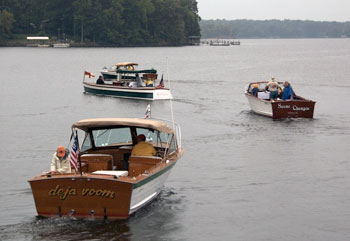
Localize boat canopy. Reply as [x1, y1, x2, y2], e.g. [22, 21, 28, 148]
[116, 62, 138, 67]
[72, 118, 174, 134]
[116, 69, 157, 74]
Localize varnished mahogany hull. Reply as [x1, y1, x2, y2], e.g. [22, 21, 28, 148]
[28, 162, 176, 220]
[245, 93, 316, 119]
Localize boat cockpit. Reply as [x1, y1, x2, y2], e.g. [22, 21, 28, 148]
[75, 120, 178, 177]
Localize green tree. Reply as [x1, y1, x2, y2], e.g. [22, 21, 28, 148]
[0, 9, 15, 39]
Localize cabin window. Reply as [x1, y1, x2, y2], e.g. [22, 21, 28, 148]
[169, 134, 177, 154]
[92, 127, 132, 147]
[81, 133, 92, 152]
[136, 128, 157, 142]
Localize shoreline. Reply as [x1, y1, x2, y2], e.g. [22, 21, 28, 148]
[0, 41, 190, 48]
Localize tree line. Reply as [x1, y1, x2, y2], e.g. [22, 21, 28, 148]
[200, 19, 350, 39]
[0, 0, 200, 46]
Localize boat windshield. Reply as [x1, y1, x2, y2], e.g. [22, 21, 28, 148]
[135, 128, 171, 148]
[92, 127, 132, 147]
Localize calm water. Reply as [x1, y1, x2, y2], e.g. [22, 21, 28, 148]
[1, 39, 350, 241]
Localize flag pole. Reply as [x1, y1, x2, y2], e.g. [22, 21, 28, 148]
[76, 130, 82, 176]
[166, 57, 175, 132]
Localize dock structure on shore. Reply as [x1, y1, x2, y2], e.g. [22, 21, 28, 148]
[201, 39, 241, 46]
[26, 36, 50, 47]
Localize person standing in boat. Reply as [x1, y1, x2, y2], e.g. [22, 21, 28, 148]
[266, 77, 280, 99]
[50, 146, 71, 174]
[282, 81, 294, 100]
[131, 134, 156, 156]
[136, 74, 144, 87]
[96, 75, 105, 85]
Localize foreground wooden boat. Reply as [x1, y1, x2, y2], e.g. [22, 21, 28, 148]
[84, 62, 173, 100]
[245, 81, 316, 119]
[28, 118, 183, 220]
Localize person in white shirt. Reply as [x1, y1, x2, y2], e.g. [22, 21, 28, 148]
[50, 146, 71, 174]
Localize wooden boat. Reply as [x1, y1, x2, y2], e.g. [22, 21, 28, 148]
[245, 81, 316, 119]
[28, 118, 183, 220]
[84, 63, 173, 100]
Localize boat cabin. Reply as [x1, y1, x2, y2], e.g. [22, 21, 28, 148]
[100, 62, 158, 87]
[73, 118, 178, 177]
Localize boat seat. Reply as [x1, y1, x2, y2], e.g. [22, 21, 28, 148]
[80, 154, 113, 172]
[128, 156, 163, 177]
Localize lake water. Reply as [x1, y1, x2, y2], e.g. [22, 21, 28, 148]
[1, 39, 350, 241]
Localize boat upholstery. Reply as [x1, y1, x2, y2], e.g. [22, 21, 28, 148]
[80, 154, 113, 172]
[128, 156, 163, 177]
[84, 148, 132, 170]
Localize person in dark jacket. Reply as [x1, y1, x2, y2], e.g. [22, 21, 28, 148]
[282, 81, 294, 100]
[96, 75, 105, 85]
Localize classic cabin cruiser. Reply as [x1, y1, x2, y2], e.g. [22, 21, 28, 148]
[84, 63, 173, 100]
[28, 118, 183, 220]
[245, 81, 316, 119]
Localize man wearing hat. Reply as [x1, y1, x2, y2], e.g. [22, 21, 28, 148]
[131, 134, 156, 156]
[50, 146, 72, 174]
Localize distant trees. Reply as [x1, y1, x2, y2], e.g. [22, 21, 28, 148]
[0, 0, 200, 46]
[0, 10, 15, 41]
[200, 19, 350, 39]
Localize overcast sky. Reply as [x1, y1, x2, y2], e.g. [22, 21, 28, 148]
[197, 0, 350, 22]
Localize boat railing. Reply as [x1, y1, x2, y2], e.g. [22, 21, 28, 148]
[150, 117, 182, 149]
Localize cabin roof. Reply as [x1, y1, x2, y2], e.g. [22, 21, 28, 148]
[116, 62, 138, 67]
[116, 69, 157, 74]
[72, 118, 174, 134]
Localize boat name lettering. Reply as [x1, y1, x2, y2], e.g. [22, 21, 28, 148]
[82, 188, 115, 199]
[48, 185, 115, 200]
[293, 105, 309, 111]
[277, 103, 290, 109]
[48, 185, 77, 200]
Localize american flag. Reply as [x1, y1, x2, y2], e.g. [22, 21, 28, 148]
[145, 104, 151, 119]
[70, 134, 79, 172]
[158, 74, 164, 88]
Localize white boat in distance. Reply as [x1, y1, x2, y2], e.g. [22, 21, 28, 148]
[245, 81, 316, 119]
[83, 62, 173, 100]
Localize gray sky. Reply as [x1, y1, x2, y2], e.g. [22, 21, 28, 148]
[197, 0, 350, 22]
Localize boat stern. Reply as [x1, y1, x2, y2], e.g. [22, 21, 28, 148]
[153, 88, 173, 100]
[271, 100, 316, 119]
[28, 175, 133, 220]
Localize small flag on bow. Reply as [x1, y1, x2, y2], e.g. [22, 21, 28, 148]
[84, 71, 95, 78]
[70, 133, 79, 172]
[145, 104, 151, 119]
